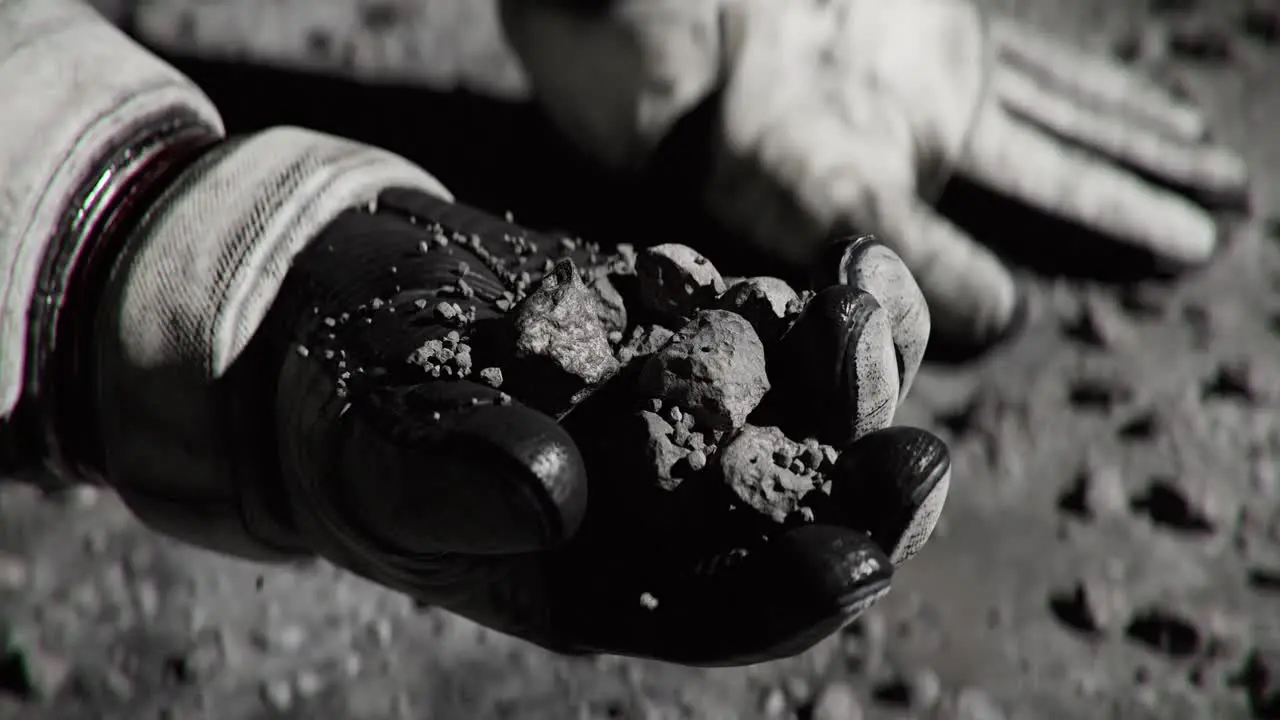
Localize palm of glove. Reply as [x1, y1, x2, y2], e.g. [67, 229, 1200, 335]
[269, 188, 948, 665]
[502, 0, 1250, 349]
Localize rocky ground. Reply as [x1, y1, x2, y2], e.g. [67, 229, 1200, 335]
[4, 0, 1280, 718]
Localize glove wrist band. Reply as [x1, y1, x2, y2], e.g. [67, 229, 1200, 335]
[18, 112, 222, 484]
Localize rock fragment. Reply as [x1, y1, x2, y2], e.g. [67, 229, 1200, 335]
[1057, 464, 1128, 519]
[513, 259, 618, 383]
[639, 310, 769, 432]
[623, 400, 717, 493]
[0, 552, 28, 591]
[720, 425, 819, 523]
[260, 678, 294, 712]
[0, 637, 71, 701]
[716, 276, 799, 345]
[1240, 647, 1280, 718]
[1064, 295, 1134, 349]
[617, 324, 675, 364]
[1048, 577, 1129, 636]
[636, 243, 727, 320]
[809, 681, 864, 720]
[955, 687, 1007, 720]
[636, 412, 691, 492]
[407, 333, 474, 380]
[477, 366, 503, 388]
[164, 628, 226, 685]
[585, 273, 628, 336]
[500, 259, 619, 414]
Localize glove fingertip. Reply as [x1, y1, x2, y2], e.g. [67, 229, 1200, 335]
[828, 426, 952, 566]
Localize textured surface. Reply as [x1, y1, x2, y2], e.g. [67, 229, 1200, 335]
[4, 0, 1280, 718]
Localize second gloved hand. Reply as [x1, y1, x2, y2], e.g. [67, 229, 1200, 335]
[501, 0, 1251, 350]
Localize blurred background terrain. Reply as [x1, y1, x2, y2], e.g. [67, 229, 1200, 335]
[2, 0, 1280, 718]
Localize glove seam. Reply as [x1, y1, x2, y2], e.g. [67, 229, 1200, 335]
[4, 109, 222, 484]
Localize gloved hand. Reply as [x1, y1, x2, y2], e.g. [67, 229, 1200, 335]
[500, 0, 1250, 349]
[76, 129, 947, 665]
[232, 180, 948, 666]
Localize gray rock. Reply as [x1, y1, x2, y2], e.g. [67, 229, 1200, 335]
[810, 681, 863, 720]
[637, 243, 727, 321]
[1049, 576, 1130, 637]
[586, 273, 628, 336]
[260, 678, 294, 712]
[955, 688, 1007, 720]
[503, 259, 620, 413]
[618, 324, 675, 365]
[513, 259, 618, 385]
[0, 552, 28, 591]
[716, 276, 798, 346]
[639, 311, 769, 432]
[1059, 463, 1128, 519]
[1067, 295, 1135, 349]
[720, 425, 817, 523]
[0, 636, 72, 701]
[636, 411, 691, 492]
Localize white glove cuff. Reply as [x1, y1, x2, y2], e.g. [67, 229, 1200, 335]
[0, 0, 225, 476]
[94, 126, 452, 559]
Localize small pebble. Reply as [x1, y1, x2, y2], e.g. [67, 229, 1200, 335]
[343, 653, 363, 678]
[294, 669, 324, 699]
[1048, 576, 1129, 636]
[479, 367, 504, 388]
[260, 679, 294, 712]
[810, 681, 863, 720]
[0, 639, 71, 700]
[637, 243, 728, 320]
[1065, 296, 1134, 349]
[761, 687, 788, 718]
[955, 687, 1007, 720]
[372, 618, 393, 648]
[276, 624, 306, 653]
[0, 552, 28, 590]
[1057, 463, 1129, 519]
[687, 449, 708, 471]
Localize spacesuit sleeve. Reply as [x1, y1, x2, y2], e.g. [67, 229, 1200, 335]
[0, 0, 461, 562]
[0, 0, 227, 478]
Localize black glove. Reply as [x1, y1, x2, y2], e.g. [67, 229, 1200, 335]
[262, 187, 950, 665]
